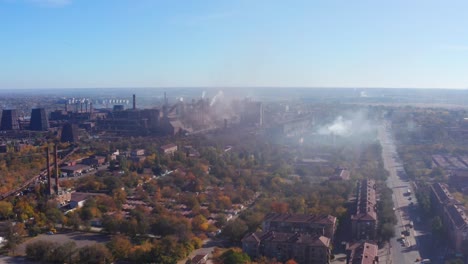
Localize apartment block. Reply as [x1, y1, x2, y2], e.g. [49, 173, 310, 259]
[351, 179, 377, 240]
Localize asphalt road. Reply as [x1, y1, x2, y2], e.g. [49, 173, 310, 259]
[379, 122, 434, 264]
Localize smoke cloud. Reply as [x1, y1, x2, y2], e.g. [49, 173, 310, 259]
[317, 110, 376, 138]
[210, 90, 224, 106]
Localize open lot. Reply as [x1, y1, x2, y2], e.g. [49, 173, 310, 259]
[14, 231, 110, 256]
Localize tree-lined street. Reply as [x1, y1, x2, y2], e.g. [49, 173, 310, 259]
[379, 122, 433, 264]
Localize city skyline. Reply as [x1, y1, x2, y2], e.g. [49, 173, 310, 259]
[2, 0, 468, 89]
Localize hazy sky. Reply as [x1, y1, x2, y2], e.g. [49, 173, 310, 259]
[2, 0, 468, 89]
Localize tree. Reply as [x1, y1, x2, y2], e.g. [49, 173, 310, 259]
[222, 219, 248, 242]
[380, 223, 395, 241]
[45, 201, 64, 228]
[432, 216, 443, 238]
[26, 240, 57, 262]
[270, 201, 289, 213]
[78, 244, 114, 264]
[49, 241, 77, 263]
[112, 188, 127, 207]
[192, 215, 209, 232]
[5, 222, 27, 253]
[67, 212, 82, 231]
[220, 249, 251, 264]
[0, 201, 13, 219]
[107, 235, 132, 260]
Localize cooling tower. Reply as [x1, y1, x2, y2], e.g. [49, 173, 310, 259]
[29, 108, 49, 131]
[60, 123, 79, 143]
[0, 109, 19, 130]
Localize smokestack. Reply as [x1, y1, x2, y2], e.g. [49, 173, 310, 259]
[54, 145, 59, 194]
[133, 94, 136, 110]
[46, 147, 52, 195]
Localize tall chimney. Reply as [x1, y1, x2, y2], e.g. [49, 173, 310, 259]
[54, 145, 59, 194]
[46, 147, 52, 195]
[133, 94, 136, 110]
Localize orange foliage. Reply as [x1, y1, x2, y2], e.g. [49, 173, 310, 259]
[270, 201, 289, 213]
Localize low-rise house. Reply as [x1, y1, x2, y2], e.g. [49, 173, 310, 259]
[191, 253, 208, 264]
[330, 167, 350, 181]
[70, 192, 98, 209]
[131, 149, 145, 157]
[82, 155, 106, 166]
[130, 156, 146, 163]
[346, 242, 378, 264]
[61, 164, 91, 176]
[160, 143, 178, 155]
[184, 146, 200, 158]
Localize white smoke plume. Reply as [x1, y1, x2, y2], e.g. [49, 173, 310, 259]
[210, 90, 224, 106]
[317, 111, 376, 137]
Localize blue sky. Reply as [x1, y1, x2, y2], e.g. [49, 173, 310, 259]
[1, 0, 468, 89]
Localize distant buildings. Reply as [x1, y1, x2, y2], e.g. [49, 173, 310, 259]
[268, 116, 314, 138]
[240, 101, 263, 127]
[432, 154, 468, 171]
[242, 213, 336, 264]
[351, 179, 377, 240]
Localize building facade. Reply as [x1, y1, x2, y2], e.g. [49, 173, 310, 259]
[242, 231, 331, 264]
[262, 213, 337, 239]
[430, 182, 468, 253]
[351, 179, 377, 240]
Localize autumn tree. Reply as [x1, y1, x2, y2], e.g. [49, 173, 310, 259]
[0, 201, 13, 219]
[78, 244, 114, 264]
[191, 214, 209, 232]
[107, 235, 132, 260]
